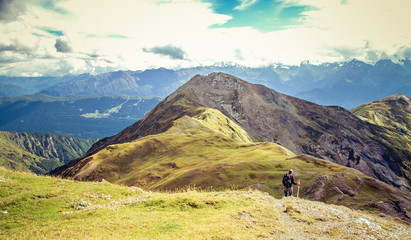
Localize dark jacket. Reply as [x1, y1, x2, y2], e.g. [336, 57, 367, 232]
[283, 173, 297, 188]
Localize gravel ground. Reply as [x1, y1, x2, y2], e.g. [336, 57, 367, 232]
[272, 197, 410, 240]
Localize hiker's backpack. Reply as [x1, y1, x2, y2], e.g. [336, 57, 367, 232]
[283, 173, 292, 188]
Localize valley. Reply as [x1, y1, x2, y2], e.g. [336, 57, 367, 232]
[0, 131, 95, 174]
[0, 94, 161, 139]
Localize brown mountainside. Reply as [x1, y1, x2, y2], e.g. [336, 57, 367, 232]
[54, 73, 410, 192]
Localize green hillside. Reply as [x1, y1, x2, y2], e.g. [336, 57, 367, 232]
[351, 94, 411, 189]
[351, 94, 410, 136]
[0, 135, 56, 174]
[1, 167, 410, 239]
[0, 131, 95, 174]
[58, 108, 411, 219]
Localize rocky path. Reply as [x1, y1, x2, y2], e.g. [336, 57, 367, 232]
[274, 198, 309, 240]
[271, 197, 410, 240]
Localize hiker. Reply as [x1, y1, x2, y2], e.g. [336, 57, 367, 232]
[282, 169, 300, 197]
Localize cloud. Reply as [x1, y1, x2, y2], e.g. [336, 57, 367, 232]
[0, 0, 28, 22]
[0, 51, 25, 63]
[234, 0, 257, 10]
[36, 0, 68, 14]
[395, 47, 411, 60]
[0, 43, 19, 52]
[54, 38, 72, 53]
[0, 0, 410, 77]
[329, 46, 362, 61]
[234, 49, 244, 61]
[143, 45, 186, 60]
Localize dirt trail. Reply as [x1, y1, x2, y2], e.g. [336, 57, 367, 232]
[274, 198, 309, 240]
[271, 197, 410, 240]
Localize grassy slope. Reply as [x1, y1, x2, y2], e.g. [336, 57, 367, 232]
[0, 167, 282, 239]
[0, 133, 60, 174]
[59, 108, 411, 219]
[1, 167, 410, 239]
[351, 94, 411, 187]
[351, 94, 410, 134]
[0, 131, 95, 174]
[60, 108, 294, 189]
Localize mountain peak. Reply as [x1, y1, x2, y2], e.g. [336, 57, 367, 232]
[382, 94, 410, 107]
[351, 94, 411, 136]
[185, 72, 247, 88]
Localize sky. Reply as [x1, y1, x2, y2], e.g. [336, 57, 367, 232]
[0, 0, 410, 76]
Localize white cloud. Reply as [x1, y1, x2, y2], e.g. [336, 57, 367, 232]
[143, 45, 186, 60]
[0, 0, 410, 76]
[283, 0, 411, 56]
[0, 0, 29, 22]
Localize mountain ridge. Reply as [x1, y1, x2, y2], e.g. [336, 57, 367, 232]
[54, 73, 411, 192]
[40, 69, 183, 97]
[3, 59, 410, 109]
[0, 82, 33, 97]
[351, 94, 411, 188]
[352, 94, 410, 132]
[0, 131, 95, 174]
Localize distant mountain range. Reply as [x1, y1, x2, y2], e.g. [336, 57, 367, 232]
[1, 60, 409, 141]
[52, 73, 411, 219]
[40, 69, 183, 97]
[0, 94, 161, 139]
[0, 82, 33, 97]
[0, 131, 94, 174]
[0, 74, 93, 94]
[1, 59, 410, 109]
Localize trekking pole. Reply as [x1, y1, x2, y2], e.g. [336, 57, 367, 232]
[297, 179, 300, 198]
